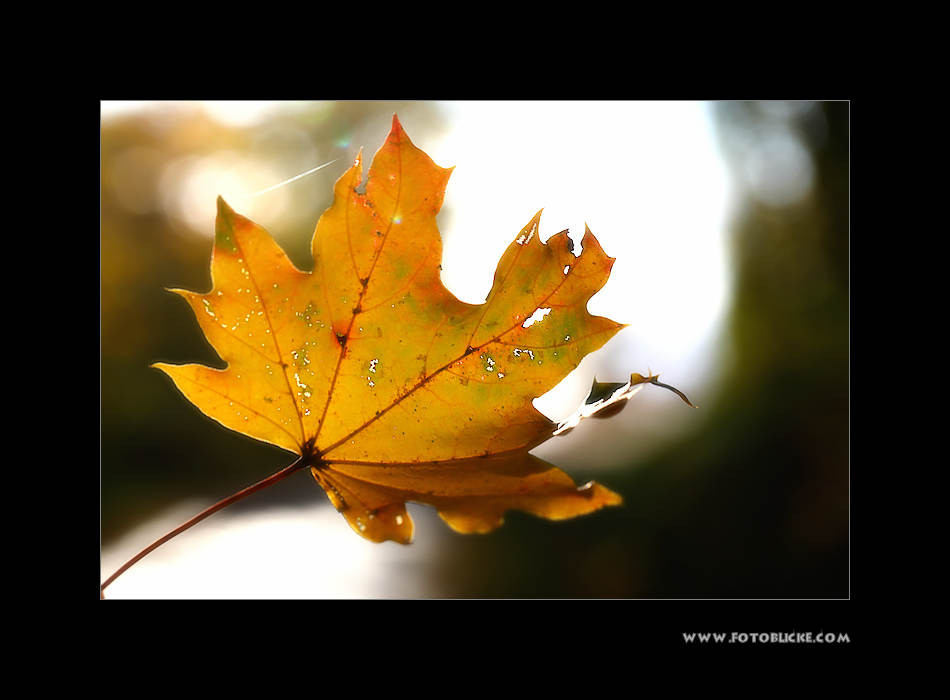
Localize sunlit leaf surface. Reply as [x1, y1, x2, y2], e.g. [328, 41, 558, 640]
[155, 115, 637, 543]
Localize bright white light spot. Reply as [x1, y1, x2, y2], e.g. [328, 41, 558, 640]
[741, 130, 814, 206]
[100, 502, 444, 598]
[159, 151, 290, 236]
[198, 101, 292, 127]
[428, 101, 735, 421]
[101, 100, 305, 129]
[522, 307, 552, 328]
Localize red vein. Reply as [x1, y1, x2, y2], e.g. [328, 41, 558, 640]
[358, 246, 433, 315]
[344, 171, 363, 291]
[325, 445, 541, 469]
[443, 367, 494, 384]
[229, 230, 307, 447]
[171, 372, 302, 448]
[212, 324, 281, 365]
[313, 143, 403, 447]
[464, 236, 529, 350]
[319, 256, 580, 459]
[494, 327, 617, 350]
[420, 382, 453, 408]
[420, 314, 451, 376]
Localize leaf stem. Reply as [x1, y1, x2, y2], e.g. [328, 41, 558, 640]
[100, 455, 310, 597]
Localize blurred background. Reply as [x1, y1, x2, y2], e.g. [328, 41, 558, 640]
[100, 100, 848, 599]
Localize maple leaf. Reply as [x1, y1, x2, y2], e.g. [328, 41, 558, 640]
[153, 115, 668, 544]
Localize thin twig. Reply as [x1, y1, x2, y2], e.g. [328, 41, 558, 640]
[100, 455, 309, 597]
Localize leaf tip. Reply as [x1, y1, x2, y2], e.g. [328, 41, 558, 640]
[579, 481, 624, 507]
[389, 113, 407, 143]
[216, 195, 234, 218]
[581, 224, 615, 263]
